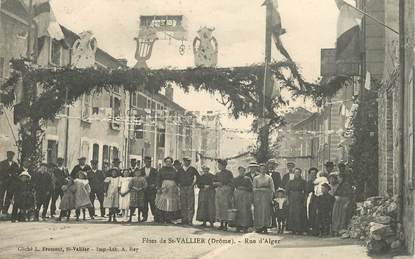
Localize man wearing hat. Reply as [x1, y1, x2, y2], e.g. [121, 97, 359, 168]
[247, 162, 259, 181]
[281, 162, 296, 189]
[87, 160, 106, 217]
[130, 158, 140, 173]
[139, 156, 158, 222]
[50, 157, 69, 217]
[324, 161, 335, 175]
[267, 159, 282, 190]
[70, 157, 91, 179]
[267, 159, 281, 228]
[177, 157, 199, 225]
[0, 151, 19, 214]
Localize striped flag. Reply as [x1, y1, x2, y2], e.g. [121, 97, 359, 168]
[33, 0, 64, 40]
[335, 0, 363, 66]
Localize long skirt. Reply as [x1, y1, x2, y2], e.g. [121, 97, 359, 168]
[155, 180, 180, 212]
[196, 187, 216, 223]
[287, 191, 306, 233]
[332, 196, 351, 232]
[234, 189, 253, 227]
[179, 186, 195, 223]
[130, 190, 145, 209]
[215, 185, 233, 221]
[307, 193, 319, 234]
[253, 189, 273, 229]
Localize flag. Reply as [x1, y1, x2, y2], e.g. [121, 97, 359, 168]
[335, 0, 363, 67]
[33, 0, 64, 40]
[263, 0, 291, 61]
[364, 71, 371, 90]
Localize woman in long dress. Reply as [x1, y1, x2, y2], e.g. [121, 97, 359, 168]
[103, 168, 121, 222]
[286, 168, 307, 234]
[331, 172, 353, 235]
[119, 169, 133, 221]
[196, 165, 216, 227]
[214, 159, 234, 231]
[253, 164, 275, 234]
[233, 166, 253, 232]
[155, 157, 181, 223]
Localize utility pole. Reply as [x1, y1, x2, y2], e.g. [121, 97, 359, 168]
[257, 0, 273, 163]
[27, 0, 33, 59]
[398, 0, 405, 224]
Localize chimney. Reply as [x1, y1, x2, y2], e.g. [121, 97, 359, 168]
[165, 84, 174, 101]
[117, 58, 128, 68]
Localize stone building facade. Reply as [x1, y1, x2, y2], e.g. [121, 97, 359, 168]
[0, 0, 32, 159]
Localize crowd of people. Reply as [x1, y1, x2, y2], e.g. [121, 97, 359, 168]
[0, 150, 355, 237]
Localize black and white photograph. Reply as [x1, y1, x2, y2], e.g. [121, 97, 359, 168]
[0, 0, 414, 258]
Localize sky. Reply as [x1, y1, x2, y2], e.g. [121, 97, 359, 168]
[51, 0, 340, 133]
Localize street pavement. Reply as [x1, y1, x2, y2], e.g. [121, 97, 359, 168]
[0, 219, 393, 259]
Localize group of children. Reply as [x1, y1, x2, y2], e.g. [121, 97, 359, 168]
[57, 168, 148, 222]
[271, 181, 335, 237]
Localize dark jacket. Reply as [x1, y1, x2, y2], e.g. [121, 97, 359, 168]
[317, 193, 335, 215]
[70, 164, 91, 179]
[0, 159, 19, 186]
[14, 177, 35, 210]
[32, 171, 54, 198]
[87, 169, 106, 193]
[139, 167, 158, 193]
[233, 175, 253, 192]
[53, 167, 69, 190]
[214, 169, 234, 187]
[281, 173, 294, 189]
[178, 166, 198, 186]
[270, 171, 282, 190]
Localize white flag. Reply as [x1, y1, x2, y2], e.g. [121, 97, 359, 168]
[364, 71, 371, 90]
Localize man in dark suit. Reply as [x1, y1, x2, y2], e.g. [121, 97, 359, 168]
[267, 159, 282, 190]
[140, 156, 158, 222]
[32, 163, 54, 220]
[50, 157, 69, 217]
[70, 157, 91, 179]
[281, 162, 296, 189]
[0, 151, 20, 215]
[87, 160, 106, 217]
[178, 157, 198, 225]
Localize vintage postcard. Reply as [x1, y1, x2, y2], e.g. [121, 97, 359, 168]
[0, 0, 414, 258]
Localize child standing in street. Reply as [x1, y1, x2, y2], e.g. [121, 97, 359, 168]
[12, 170, 35, 222]
[273, 188, 288, 234]
[316, 183, 335, 237]
[119, 169, 132, 221]
[58, 177, 76, 221]
[74, 171, 93, 221]
[104, 168, 121, 222]
[123, 168, 147, 223]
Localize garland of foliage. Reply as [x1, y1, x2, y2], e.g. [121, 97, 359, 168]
[349, 79, 380, 201]
[0, 58, 348, 166]
[196, 151, 253, 162]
